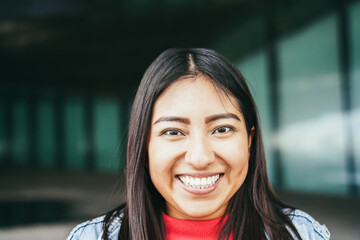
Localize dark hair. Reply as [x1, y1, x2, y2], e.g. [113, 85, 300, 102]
[103, 48, 301, 240]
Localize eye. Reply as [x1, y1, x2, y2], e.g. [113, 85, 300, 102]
[213, 126, 234, 134]
[161, 129, 184, 136]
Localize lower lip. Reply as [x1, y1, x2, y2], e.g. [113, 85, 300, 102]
[178, 175, 223, 195]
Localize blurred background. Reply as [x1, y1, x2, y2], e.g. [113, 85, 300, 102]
[0, 0, 359, 239]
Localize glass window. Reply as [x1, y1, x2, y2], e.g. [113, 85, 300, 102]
[0, 100, 5, 165]
[236, 50, 275, 183]
[94, 97, 120, 172]
[277, 14, 347, 194]
[349, 1, 360, 190]
[64, 96, 85, 169]
[13, 98, 29, 166]
[0, 85, 11, 166]
[37, 96, 55, 167]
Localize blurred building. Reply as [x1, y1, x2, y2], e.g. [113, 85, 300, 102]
[0, 0, 359, 237]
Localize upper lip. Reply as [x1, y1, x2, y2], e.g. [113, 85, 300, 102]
[176, 173, 223, 178]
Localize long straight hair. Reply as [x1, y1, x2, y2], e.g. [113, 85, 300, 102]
[103, 48, 301, 240]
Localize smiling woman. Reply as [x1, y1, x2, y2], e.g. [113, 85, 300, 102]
[66, 48, 330, 240]
[148, 76, 251, 221]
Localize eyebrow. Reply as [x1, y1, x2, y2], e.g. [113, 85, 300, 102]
[153, 113, 240, 125]
[205, 113, 241, 123]
[153, 116, 191, 125]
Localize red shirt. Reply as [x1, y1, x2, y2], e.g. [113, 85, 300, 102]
[163, 213, 233, 240]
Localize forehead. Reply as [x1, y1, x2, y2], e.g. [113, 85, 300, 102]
[152, 75, 242, 119]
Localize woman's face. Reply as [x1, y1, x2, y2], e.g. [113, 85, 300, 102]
[148, 75, 253, 220]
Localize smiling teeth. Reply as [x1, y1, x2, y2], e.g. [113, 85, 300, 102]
[178, 174, 220, 189]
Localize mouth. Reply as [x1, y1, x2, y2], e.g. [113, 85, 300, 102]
[177, 173, 223, 189]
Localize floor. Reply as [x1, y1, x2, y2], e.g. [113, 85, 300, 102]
[0, 169, 359, 240]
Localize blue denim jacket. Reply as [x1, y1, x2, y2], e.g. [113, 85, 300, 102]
[66, 209, 330, 240]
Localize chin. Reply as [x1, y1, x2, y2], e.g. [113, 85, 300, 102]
[179, 204, 224, 220]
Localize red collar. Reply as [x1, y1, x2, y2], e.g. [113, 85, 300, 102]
[162, 213, 233, 240]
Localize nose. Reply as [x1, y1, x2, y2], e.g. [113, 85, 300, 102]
[185, 135, 215, 169]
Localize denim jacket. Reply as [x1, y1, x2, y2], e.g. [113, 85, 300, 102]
[66, 209, 330, 240]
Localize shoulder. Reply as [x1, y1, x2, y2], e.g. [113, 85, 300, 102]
[283, 209, 330, 240]
[66, 212, 123, 240]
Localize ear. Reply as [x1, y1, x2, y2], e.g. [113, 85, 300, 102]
[248, 126, 255, 150]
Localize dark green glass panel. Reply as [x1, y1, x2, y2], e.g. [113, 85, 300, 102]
[278, 14, 347, 194]
[236, 50, 275, 183]
[94, 98, 120, 172]
[349, 1, 360, 190]
[64, 96, 85, 169]
[37, 98, 55, 167]
[13, 99, 29, 166]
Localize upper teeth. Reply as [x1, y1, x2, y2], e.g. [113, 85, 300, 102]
[178, 174, 220, 189]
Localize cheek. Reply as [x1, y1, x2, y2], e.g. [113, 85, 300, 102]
[216, 140, 249, 166]
[149, 138, 185, 164]
[225, 146, 249, 190]
[148, 154, 169, 196]
[215, 140, 249, 187]
[148, 140, 180, 185]
[148, 147, 166, 180]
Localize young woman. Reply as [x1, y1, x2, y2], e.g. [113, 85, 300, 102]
[67, 48, 330, 240]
